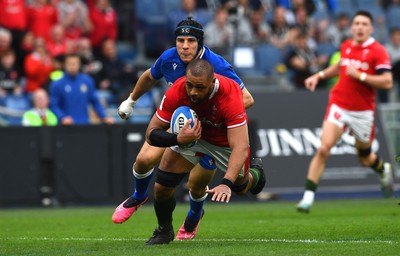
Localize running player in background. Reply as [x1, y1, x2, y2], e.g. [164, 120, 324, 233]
[297, 10, 394, 213]
[112, 17, 257, 224]
[144, 59, 265, 245]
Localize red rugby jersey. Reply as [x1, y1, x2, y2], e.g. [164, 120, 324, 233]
[156, 73, 247, 147]
[330, 38, 391, 110]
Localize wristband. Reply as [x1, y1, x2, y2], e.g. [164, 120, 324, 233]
[318, 71, 325, 79]
[220, 178, 234, 188]
[359, 72, 367, 82]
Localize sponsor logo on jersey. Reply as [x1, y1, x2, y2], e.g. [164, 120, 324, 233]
[340, 58, 369, 71]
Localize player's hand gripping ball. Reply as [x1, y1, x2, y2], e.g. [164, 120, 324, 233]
[171, 106, 198, 148]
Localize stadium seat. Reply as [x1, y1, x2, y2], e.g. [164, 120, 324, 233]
[256, 44, 284, 76]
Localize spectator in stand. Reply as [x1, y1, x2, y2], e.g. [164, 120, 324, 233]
[76, 37, 102, 83]
[285, 32, 328, 89]
[269, 6, 298, 50]
[27, 0, 59, 43]
[0, 49, 23, 97]
[57, 0, 93, 43]
[46, 24, 73, 57]
[0, 49, 30, 125]
[168, 0, 211, 40]
[49, 53, 114, 125]
[86, 0, 117, 57]
[248, 9, 271, 44]
[97, 39, 130, 106]
[0, 28, 12, 56]
[0, 0, 27, 65]
[326, 13, 351, 49]
[22, 88, 58, 126]
[24, 37, 54, 93]
[384, 27, 400, 101]
[204, 7, 235, 58]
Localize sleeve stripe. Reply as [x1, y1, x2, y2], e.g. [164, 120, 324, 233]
[156, 112, 170, 124]
[227, 120, 247, 129]
[376, 64, 391, 70]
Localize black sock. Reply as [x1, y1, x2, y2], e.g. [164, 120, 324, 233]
[305, 179, 318, 192]
[154, 196, 176, 229]
[370, 156, 384, 173]
[249, 168, 260, 190]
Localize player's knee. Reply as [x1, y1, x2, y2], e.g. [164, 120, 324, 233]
[316, 144, 331, 159]
[156, 168, 187, 188]
[136, 152, 158, 170]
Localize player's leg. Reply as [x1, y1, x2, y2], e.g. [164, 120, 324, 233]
[230, 157, 265, 196]
[297, 120, 343, 213]
[355, 140, 394, 198]
[176, 155, 217, 240]
[112, 141, 165, 224]
[146, 148, 192, 245]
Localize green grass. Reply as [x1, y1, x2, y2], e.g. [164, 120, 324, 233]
[0, 198, 399, 256]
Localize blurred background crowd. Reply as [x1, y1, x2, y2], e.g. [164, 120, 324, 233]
[1, 0, 400, 126]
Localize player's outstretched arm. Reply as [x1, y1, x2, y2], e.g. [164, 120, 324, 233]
[117, 69, 157, 120]
[305, 62, 340, 92]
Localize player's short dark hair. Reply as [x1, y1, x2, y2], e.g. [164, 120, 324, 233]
[186, 59, 214, 80]
[352, 10, 374, 24]
[175, 17, 204, 48]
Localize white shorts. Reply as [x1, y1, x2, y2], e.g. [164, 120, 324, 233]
[171, 139, 247, 177]
[325, 103, 375, 143]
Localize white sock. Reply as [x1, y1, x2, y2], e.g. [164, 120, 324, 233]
[302, 190, 315, 204]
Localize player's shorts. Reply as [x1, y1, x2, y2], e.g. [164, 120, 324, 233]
[171, 139, 249, 177]
[325, 103, 375, 143]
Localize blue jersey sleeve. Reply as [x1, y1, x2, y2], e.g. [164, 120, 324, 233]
[204, 47, 245, 90]
[86, 75, 106, 119]
[150, 57, 163, 80]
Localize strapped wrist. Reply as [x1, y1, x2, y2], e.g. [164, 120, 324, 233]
[220, 178, 234, 188]
[318, 71, 325, 79]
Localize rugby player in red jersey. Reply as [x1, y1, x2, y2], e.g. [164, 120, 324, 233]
[143, 59, 265, 245]
[297, 10, 394, 213]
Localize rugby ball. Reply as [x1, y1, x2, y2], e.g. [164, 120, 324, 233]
[171, 106, 198, 147]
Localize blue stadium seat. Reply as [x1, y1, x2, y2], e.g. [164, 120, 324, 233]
[256, 44, 284, 76]
[3, 94, 31, 125]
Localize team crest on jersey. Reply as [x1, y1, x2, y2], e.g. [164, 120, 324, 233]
[362, 49, 370, 59]
[345, 48, 351, 55]
[172, 63, 178, 70]
[80, 84, 88, 93]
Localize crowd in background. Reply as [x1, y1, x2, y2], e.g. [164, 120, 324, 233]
[1, 0, 400, 126]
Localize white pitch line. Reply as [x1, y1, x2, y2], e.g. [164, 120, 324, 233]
[1, 237, 397, 245]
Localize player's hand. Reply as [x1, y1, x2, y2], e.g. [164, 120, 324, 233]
[206, 184, 232, 203]
[304, 75, 319, 92]
[177, 119, 201, 146]
[118, 95, 136, 120]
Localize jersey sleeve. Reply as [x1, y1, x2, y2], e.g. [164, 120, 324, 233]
[374, 44, 392, 72]
[150, 56, 164, 80]
[222, 79, 247, 128]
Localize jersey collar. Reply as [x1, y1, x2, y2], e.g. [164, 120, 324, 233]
[352, 37, 375, 48]
[209, 77, 219, 100]
[198, 46, 206, 59]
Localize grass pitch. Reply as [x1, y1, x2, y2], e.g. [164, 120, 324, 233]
[0, 198, 399, 256]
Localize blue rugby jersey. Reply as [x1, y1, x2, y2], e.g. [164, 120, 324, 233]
[150, 46, 244, 90]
